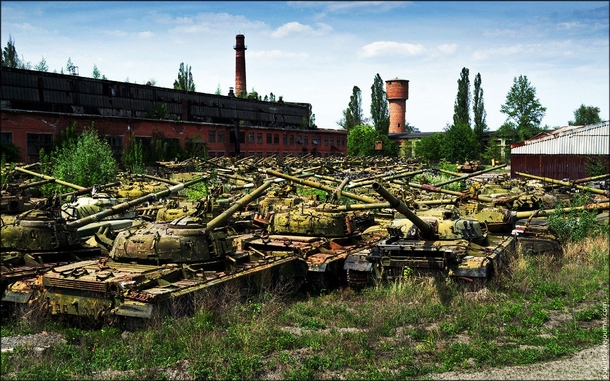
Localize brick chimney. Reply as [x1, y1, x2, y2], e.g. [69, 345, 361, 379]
[234, 34, 247, 96]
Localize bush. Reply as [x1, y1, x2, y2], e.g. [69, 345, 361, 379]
[547, 193, 609, 243]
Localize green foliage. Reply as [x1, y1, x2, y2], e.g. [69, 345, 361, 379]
[35, 56, 49, 72]
[453, 67, 471, 127]
[122, 132, 144, 173]
[184, 134, 208, 159]
[92, 64, 101, 79]
[498, 75, 547, 142]
[46, 124, 118, 192]
[2, 35, 21, 68]
[481, 139, 502, 164]
[440, 122, 478, 163]
[568, 104, 602, 126]
[173, 62, 196, 92]
[370, 73, 390, 135]
[338, 86, 363, 130]
[146, 103, 169, 119]
[584, 155, 608, 177]
[347, 124, 398, 157]
[0, 142, 21, 163]
[472, 72, 487, 158]
[414, 132, 444, 164]
[547, 193, 609, 243]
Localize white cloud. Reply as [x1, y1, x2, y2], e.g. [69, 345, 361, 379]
[359, 41, 426, 58]
[138, 31, 154, 39]
[557, 22, 582, 30]
[482, 28, 518, 38]
[270, 22, 332, 38]
[105, 30, 129, 38]
[437, 43, 457, 55]
[249, 50, 309, 60]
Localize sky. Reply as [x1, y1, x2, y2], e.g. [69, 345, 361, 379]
[1, 1, 608, 132]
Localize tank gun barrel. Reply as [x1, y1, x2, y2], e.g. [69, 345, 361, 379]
[433, 164, 507, 187]
[515, 172, 608, 195]
[372, 182, 434, 237]
[574, 173, 610, 184]
[205, 181, 273, 230]
[60, 181, 122, 198]
[66, 177, 207, 230]
[347, 169, 425, 189]
[17, 178, 56, 189]
[261, 168, 378, 204]
[15, 166, 86, 190]
[135, 174, 181, 185]
[513, 202, 609, 219]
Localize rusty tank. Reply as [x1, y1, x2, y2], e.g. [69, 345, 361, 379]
[343, 183, 516, 289]
[1, 178, 206, 315]
[6, 181, 308, 327]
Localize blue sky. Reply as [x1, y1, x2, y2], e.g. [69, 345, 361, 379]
[2, 1, 608, 132]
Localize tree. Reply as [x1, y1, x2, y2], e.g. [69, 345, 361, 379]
[472, 72, 487, 157]
[215, 84, 222, 95]
[1, 35, 21, 68]
[173, 62, 195, 92]
[92, 64, 101, 79]
[48, 124, 119, 192]
[440, 122, 477, 163]
[347, 124, 397, 157]
[499, 75, 547, 142]
[569, 104, 602, 126]
[122, 132, 144, 173]
[338, 86, 363, 130]
[453, 67, 471, 127]
[413, 133, 444, 164]
[66, 57, 76, 75]
[35, 56, 49, 72]
[370, 73, 390, 135]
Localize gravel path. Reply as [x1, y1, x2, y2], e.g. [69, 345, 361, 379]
[428, 344, 609, 380]
[2, 332, 608, 379]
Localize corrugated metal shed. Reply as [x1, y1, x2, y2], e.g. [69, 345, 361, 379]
[511, 121, 609, 155]
[510, 121, 610, 180]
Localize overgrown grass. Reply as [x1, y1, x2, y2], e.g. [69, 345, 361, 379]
[2, 234, 608, 380]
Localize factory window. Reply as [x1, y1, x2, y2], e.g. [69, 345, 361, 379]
[266, 133, 272, 144]
[289, 135, 294, 145]
[257, 152, 262, 158]
[296, 135, 303, 144]
[248, 133, 255, 143]
[267, 151, 274, 157]
[104, 135, 123, 159]
[208, 130, 216, 143]
[26, 133, 53, 163]
[230, 132, 244, 143]
[274, 134, 279, 144]
[1, 132, 12, 144]
[304, 135, 308, 145]
[257, 133, 263, 144]
[283, 134, 288, 145]
[217, 131, 225, 143]
[329, 137, 334, 146]
[208, 151, 215, 158]
[324, 137, 329, 146]
[311, 137, 319, 145]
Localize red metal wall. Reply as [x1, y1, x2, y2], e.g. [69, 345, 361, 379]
[511, 154, 610, 181]
[1, 110, 347, 163]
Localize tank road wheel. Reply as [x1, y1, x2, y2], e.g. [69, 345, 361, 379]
[346, 269, 369, 290]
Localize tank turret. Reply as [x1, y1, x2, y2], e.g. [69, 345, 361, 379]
[515, 172, 609, 196]
[12, 180, 308, 325]
[342, 183, 515, 289]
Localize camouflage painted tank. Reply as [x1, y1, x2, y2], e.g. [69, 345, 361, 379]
[343, 183, 516, 289]
[5, 181, 308, 327]
[1, 178, 205, 316]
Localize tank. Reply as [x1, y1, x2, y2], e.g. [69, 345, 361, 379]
[238, 201, 379, 292]
[1, 178, 206, 313]
[7, 181, 308, 327]
[343, 183, 516, 289]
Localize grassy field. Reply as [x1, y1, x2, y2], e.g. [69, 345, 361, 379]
[1, 230, 608, 380]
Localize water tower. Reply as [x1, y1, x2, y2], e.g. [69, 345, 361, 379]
[385, 78, 409, 134]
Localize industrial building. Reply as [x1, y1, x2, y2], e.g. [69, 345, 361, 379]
[510, 121, 610, 180]
[0, 35, 347, 163]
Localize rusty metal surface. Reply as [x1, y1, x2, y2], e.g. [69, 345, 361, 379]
[510, 154, 610, 181]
